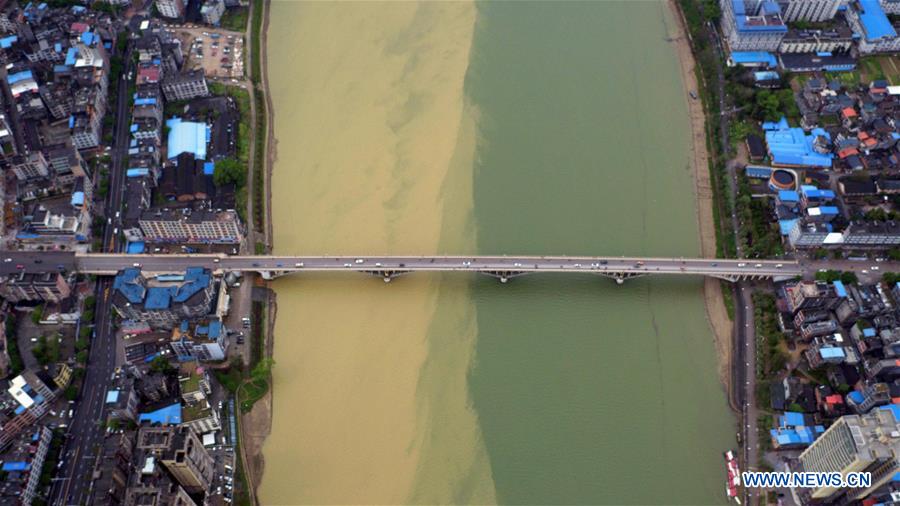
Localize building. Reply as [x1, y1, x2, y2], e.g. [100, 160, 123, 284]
[0, 426, 53, 504]
[139, 208, 242, 244]
[842, 221, 900, 247]
[10, 151, 49, 181]
[106, 383, 140, 423]
[847, 0, 900, 53]
[847, 383, 891, 413]
[171, 319, 228, 362]
[798, 406, 900, 501]
[136, 426, 214, 494]
[721, 0, 788, 51]
[111, 267, 216, 329]
[200, 0, 225, 26]
[161, 70, 208, 102]
[770, 411, 825, 449]
[779, 26, 854, 53]
[178, 367, 211, 404]
[88, 432, 135, 506]
[0, 271, 71, 303]
[155, 0, 186, 19]
[777, 0, 842, 21]
[783, 281, 842, 314]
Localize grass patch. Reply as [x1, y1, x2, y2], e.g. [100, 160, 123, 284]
[721, 280, 735, 320]
[239, 376, 268, 412]
[221, 7, 249, 32]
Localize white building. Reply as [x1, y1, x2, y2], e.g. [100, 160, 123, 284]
[778, 0, 843, 22]
[155, 0, 185, 19]
[721, 0, 788, 51]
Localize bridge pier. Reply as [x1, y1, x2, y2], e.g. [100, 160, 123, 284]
[480, 271, 528, 283]
[362, 270, 411, 283]
[596, 272, 646, 284]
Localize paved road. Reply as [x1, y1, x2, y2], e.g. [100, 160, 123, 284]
[50, 38, 135, 506]
[735, 284, 759, 505]
[69, 253, 802, 280]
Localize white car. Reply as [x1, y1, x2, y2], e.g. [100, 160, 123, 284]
[355, 259, 365, 264]
[738, 263, 747, 267]
[871, 266, 880, 271]
[295, 262, 304, 267]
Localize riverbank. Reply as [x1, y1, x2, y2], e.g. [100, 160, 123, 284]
[667, 0, 734, 395]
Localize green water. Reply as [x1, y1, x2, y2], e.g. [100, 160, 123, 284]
[463, 2, 734, 504]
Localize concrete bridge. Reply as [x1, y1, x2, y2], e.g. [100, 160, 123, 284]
[41, 253, 803, 284]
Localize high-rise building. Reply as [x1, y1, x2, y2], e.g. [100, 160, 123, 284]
[778, 0, 843, 22]
[799, 406, 900, 501]
[721, 0, 788, 51]
[136, 426, 214, 494]
[155, 0, 185, 19]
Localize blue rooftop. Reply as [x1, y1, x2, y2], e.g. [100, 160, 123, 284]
[112, 268, 146, 304]
[0, 35, 18, 49]
[80, 31, 94, 45]
[858, 0, 897, 41]
[139, 403, 182, 425]
[766, 119, 833, 168]
[820, 347, 846, 360]
[863, 327, 877, 337]
[801, 185, 836, 200]
[166, 118, 208, 160]
[7, 70, 33, 85]
[754, 71, 780, 81]
[1, 462, 29, 472]
[834, 280, 847, 298]
[203, 161, 215, 175]
[127, 241, 145, 254]
[65, 47, 77, 66]
[782, 411, 805, 427]
[729, 0, 786, 35]
[171, 267, 211, 303]
[778, 190, 799, 202]
[144, 287, 172, 310]
[730, 51, 778, 68]
[848, 390, 865, 403]
[880, 404, 900, 421]
[106, 390, 119, 403]
[779, 219, 798, 236]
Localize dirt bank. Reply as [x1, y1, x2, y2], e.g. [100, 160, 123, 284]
[666, 0, 734, 395]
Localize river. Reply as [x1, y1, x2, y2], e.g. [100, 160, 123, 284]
[261, 1, 735, 504]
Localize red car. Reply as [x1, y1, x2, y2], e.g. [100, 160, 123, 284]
[15, 264, 24, 269]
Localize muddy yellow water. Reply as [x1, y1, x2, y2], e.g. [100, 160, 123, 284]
[262, 1, 734, 504]
[262, 1, 488, 504]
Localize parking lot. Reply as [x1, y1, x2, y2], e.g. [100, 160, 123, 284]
[177, 27, 245, 79]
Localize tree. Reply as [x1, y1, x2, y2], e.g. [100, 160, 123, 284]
[75, 337, 89, 352]
[149, 355, 174, 375]
[212, 158, 247, 188]
[64, 385, 78, 401]
[788, 403, 804, 413]
[76, 350, 88, 365]
[84, 296, 96, 312]
[251, 357, 274, 381]
[30, 305, 43, 324]
[755, 90, 782, 122]
[840, 271, 858, 285]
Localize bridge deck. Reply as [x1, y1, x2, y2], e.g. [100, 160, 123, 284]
[69, 253, 802, 280]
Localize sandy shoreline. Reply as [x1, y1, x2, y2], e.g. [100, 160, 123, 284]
[666, 0, 734, 397]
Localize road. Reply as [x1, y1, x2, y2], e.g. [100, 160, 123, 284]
[49, 37, 135, 506]
[66, 253, 802, 280]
